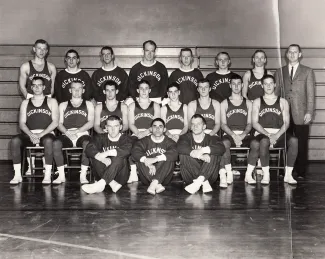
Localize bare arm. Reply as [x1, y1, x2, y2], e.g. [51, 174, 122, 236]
[161, 106, 172, 137]
[76, 101, 94, 133]
[220, 100, 235, 136]
[274, 98, 290, 139]
[128, 102, 139, 135]
[242, 71, 250, 100]
[38, 98, 59, 137]
[187, 101, 196, 129]
[180, 104, 188, 135]
[241, 100, 252, 137]
[19, 100, 32, 135]
[94, 103, 105, 134]
[121, 103, 129, 132]
[209, 100, 221, 136]
[48, 62, 57, 96]
[58, 102, 68, 134]
[19, 63, 29, 98]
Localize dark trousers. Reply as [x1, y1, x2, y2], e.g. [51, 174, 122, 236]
[289, 123, 309, 176]
[136, 161, 175, 186]
[179, 154, 221, 185]
[91, 157, 129, 185]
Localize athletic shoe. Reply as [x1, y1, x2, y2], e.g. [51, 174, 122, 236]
[10, 176, 22, 185]
[202, 180, 213, 193]
[185, 181, 202, 194]
[82, 182, 105, 194]
[261, 172, 270, 185]
[127, 171, 139, 183]
[155, 184, 165, 194]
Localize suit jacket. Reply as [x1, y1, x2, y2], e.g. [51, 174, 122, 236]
[275, 64, 315, 125]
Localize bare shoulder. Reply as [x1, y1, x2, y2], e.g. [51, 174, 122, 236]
[59, 101, 68, 109]
[188, 100, 196, 108]
[20, 61, 30, 72]
[211, 99, 220, 107]
[47, 62, 56, 70]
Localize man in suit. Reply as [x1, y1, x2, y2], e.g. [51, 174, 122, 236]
[275, 44, 315, 179]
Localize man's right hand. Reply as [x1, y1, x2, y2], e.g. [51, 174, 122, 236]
[95, 152, 108, 161]
[231, 134, 242, 147]
[29, 133, 40, 145]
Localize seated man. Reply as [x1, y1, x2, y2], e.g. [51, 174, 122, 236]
[131, 118, 178, 195]
[251, 74, 298, 185]
[53, 81, 94, 184]
[10, 76, 59, 184]
[220, 74, 257, 187]
[188, 79, 220, 136]
[128, 80, 161, 183]
[177, 114, 225, 194]
[161, 82, 188, 142]
[94, 80, 128, 134]
[83, 115, 132, 194]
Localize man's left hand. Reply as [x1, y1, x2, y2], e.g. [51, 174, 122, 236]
[304, 113, 312, 124]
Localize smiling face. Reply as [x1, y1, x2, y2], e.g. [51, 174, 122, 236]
[143, 42, 156, 62]
[191, 117, 206, 135]
[105, 119, 122, 138]
[33, 43, 48, 59]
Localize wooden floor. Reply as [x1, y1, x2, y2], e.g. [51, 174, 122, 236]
[0, 163, 324, 259]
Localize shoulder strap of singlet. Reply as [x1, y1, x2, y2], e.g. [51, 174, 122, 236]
[117, 101, 121, 110]
[42, 96, 48, 107]
[28, 60, 33, 70]
[260, 96, 265, 105]
[166, 104, 171, 112]
[135, 100, 140, 109]
[264, 69, 268, 76]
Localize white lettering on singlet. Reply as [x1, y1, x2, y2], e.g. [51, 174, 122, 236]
[259, 108, 281, 117]
[201, 113, 215, 120]
[27, 108, 51, 117]
[134, 113, 154, 120]
[212, 78, 231, 90]
[137, 71, 161, 81]
[166, 114, 184, 123]
[146, 147, 166, 156]
[29, 73, 51, 82]
[192, 145, 202, 150]
[176, 76, 198, 86]
[62, 78, 86, 89]
[97, 75, 121, 87]
[226, 109, 247, 118]
[248, 81, 262, 89]
[64, 110, 87, 118]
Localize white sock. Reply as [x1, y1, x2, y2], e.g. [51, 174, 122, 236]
[81, 165, 88, 173]
[130, 164, 136, 173]
[225, 164, 232, 174]
[285, 166, 293, 175]
[44, 164, 52, 173]
[246, 164, 255, 174]
[57, 166, 65, 178]
[262, 166, 270, 175]
[13, 164, 21, 176]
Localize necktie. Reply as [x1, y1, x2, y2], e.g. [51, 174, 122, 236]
[290, 66, 294, 81]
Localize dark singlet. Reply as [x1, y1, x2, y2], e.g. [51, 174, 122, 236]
[63, 100, 88, 129]
[134, 101, 155, 130]
[165, 104, 184, 131]
[195, 99, 215, 130]
[226, 98, 248, 132]
[247, 69, 268, 101]
[26, 97, 52, 130]
[258, 96, 283, 129]
[100, 102, 122, 129]
[26, 60, 52, 95]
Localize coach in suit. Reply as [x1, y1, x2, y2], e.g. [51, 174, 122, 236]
[275, 44, 315, 179]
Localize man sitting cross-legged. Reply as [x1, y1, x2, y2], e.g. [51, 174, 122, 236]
[251, 74, 298, 185]
[83, 115, 132, 194]
[10, 76, 59, 184]
[177, 114, 225, 194]
[131, 118, 178, 195]
[219, 74, 257, 187]
[53, 81, 94, 184]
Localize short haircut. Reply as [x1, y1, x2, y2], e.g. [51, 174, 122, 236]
[253, 49, 267, 59]
[288, 44, 302, 53]
[180, 48, 193, 57]
[167, 82, 180, 91]
[230, 74, 243, 84]
[65, 49, 80, 59]
[261, 74, 275, 84]
[103, 80, 118, 91]
[70, 81, 84, 88]
[137, 79, 151, 89]
[34, 39, 49, 50]
[198, 78, 210, 88]
[191, 114, 207, 125]
[151, 118, 165, 127]
[100, 46, 114, 55]
[106, 115, 122, 125]
[143, 40, 157, 51]
[31, 76, 45, 85]
[215, 51, 230, 61]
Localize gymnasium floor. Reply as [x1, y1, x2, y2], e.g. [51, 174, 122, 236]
[0, 162, 324, 259]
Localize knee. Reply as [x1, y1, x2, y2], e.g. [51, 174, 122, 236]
[288, 136, 298, 149]
[42, 136, 53, 148]
[250, 139, 260, 150]
[11, 135, 22, 148]
[53, 140, 63, 151]
[82, 140, 89, 149]
[223, 139, 231, 149]
[260, 137, 270, 148]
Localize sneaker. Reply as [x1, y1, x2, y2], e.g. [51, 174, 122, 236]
[82, 182, 105, 194]
[155, 184, 165, 194]
[244, 172, 256, 185]
[147, 182, 157, 195]
[202, 181, 213, 193]
[109, 180, 122, 193]
[127, 171, 139, 183]
[52, 172, 66, 185]
[185, 181, 202, 194]
[219, 170, 227, 188]
[10, 176, 22, 185]
[261, 172, 270, 185]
